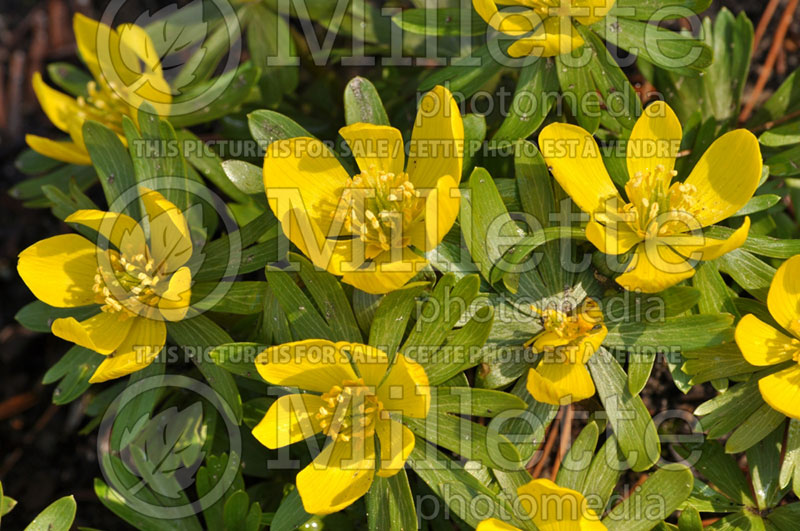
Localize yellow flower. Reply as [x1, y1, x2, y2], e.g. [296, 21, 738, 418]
[539, 101, 763, 293]
[263, 85, 463, 294]
[477, 478, 606, 530]
[473, 0, 616, 57]
[735, 255, 800, 419]
[26, 13, 171, 165]
[17, 189, 192, 383]
[251, 340, 430, 515]
[525, 298, 606, 405]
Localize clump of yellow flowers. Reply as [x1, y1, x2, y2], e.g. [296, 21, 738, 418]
[251, 340, 430, 514]
[26, 13, 170, 165]
[525, 298, 607, 405]
[539, 101, 763, 293]
[473, 0, 616, 57]
[736, 255, 800, 419]
[17, 189, 192, 382]
[262, 85, 463, 294]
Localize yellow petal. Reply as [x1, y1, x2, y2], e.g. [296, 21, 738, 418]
[341, 247, 427, 294]
[671, 217, 750, 263]
[280, 206, 358, 275]
[516, 478, 605, 530]
[341, 342, 389, 389]
[473, 0, 545, 35]
[17, 234, 99, 307]
[255, 339, 358, 393]
[65, 209, 146, 257]
[409, 174, 461, 252]
[570, 0, 616, 25]
[768, 255, 800, 336]
[339, 124, 405, 177]
[377, 353, 430, 419]
[31, 72, 79, 134]
[538, 122, 621, 215]
[89, 317, 166, 383]
[626, 101, 681, 184]
[684, 129, 762, 227]
[296, 436, 375, 515]
[52, 311, 133, 354]
[73, 13, 104, 80]
[758, 366, 800, 420]
[375, 416, 415, 477]
[585, 219, 641, 256]
[140, 188, 192, 272]
[507, 16, 585, 57]
[25, 135, 91, 165]
[158, 266, 192, 321]
[477, 518, 521, 531]
[252, 394, 326, 449]
[526, 359, 596, 405]
[615, 242, 695, 293]
[406, 85, 464, 190]
[735, 314, 798, 366]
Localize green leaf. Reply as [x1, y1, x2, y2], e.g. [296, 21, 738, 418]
[368, 282, 429, 358]
[431, 387, 528, 417]
[588, 347, 661, 472]
[9, 164, 96, 206]
[556, 421, 600, 492]
[677, 506, 703, 531]
[676, 441, 754, 506]
[605, 313, 734, 351]
[83, 120, 139, 218]
[15, 301, 97, 333]
[42, 345, 103, 405]
[209, 343, 263, 381]
[779, 419, 800, 495]
[612, 0, 712, 20]
[292, 253, 362, 342]
[605, 465, 694, 530]
[423, 304, 494, 385]
[746, 424, 784, 510]
[707, 226, 800, 259]
[694, 260, 739, 317]
[177, 129, 250, 203]
[556, 51, 601, 133]
[582, 435, 625, 509]
[494, 59, 559, 142]
[747, 66, 800, 129]
[170, 64, 261, 128]
[419, 41, 504, 100]
[717, 249, 775, 302]
[392, 8, 485, 37]
[683, 343, 758, 385]
[94, 476, 199, 531]
[725, 402, 786, 454]
[408, 442, 528, 529]
[463, 167, 525, 283]
[192, 282, 265, 315]
[246, 3, 298, 95]
[266, 266, 335, 340]
[47, 62, 91, 97]
[218, 158, 264, 195]
[248, 110, 312, 146]
[343, 76, 390, 126]
[24, 495, 76, 531]
[594, 16, 712, 76]
[366, 471, 417, 531]
[270, 488, 312, 531]
[167, 316, 243, 423]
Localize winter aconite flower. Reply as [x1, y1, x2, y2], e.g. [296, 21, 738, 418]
[17, 189, 192, 382]
[476, 478, 606, 530]
[539, 101, 762, 293]
[26, 13, 170, 165]
[735, 255, 800, 419]
[525, 298, 607, 405]
[473, 0, 616, 57]
[251, 340, 430, 515]
[263, 85, 463, 294]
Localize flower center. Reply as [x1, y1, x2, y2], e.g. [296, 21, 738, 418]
[93, 252, 164, 318]
[77, 81, 130, 131]
[316, 378, 384, 442]
[336, 167, 424, 255]
[622, 164, 704, 236]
